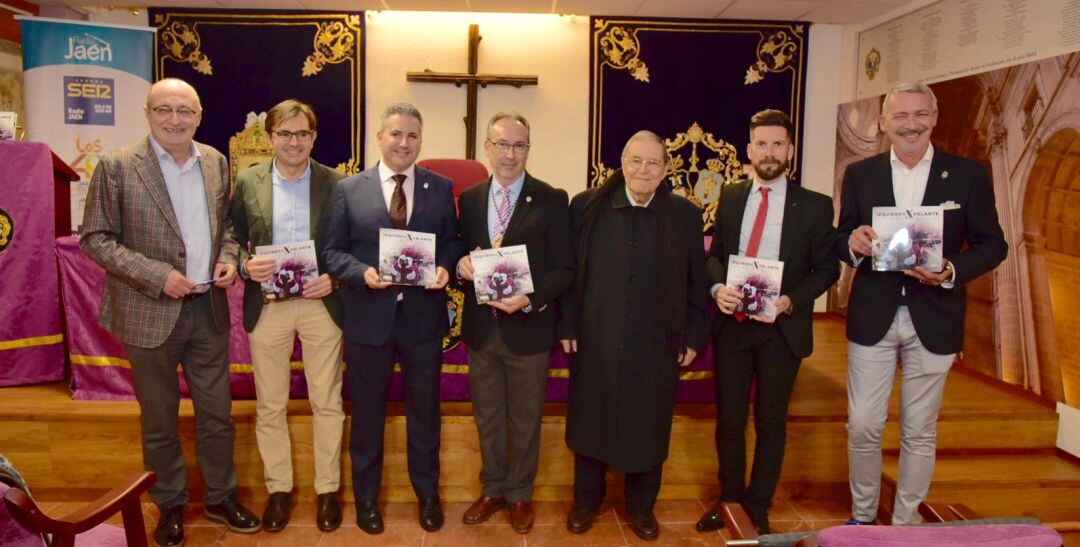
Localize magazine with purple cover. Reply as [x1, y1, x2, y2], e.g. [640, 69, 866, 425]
[0, 112, 15, 141]
[726, 255, 784, 323]
[871, 206, 944, 272]
[254, 239, 319, 302]
[378, 228, 436, 286]
[471, 245, 534, 304]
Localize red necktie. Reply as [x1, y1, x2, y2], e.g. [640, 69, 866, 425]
[735, 187, 770, 322]
[745, 187, 770, 258]
[390, 174, 407, 229]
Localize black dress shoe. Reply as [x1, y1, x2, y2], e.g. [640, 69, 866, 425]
[418, 497, 444, 532]
[316, 492, 342, 532]
[748, 508, 770, 535]
[566, 503, 597, 534]
[355, 500, 384, 535]
[204, 496, 261, 533]
[153, 505, 185, 547]
[629, 511, 659, 541]
[262, 492, 291, 533]
[696, 501, 726, 532]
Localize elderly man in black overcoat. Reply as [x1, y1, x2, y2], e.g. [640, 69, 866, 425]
[558, 130, 708, 541]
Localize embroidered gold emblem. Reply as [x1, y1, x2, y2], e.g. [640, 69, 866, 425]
[745, 29, 800, 85]
[589, 161, 617, 189]
[865, 47, 881, 80]
[335, 158, 361, 176]
[0, 208, 12, 254]
[598, 24, 650, 83]
[664, 122, 742, 230]
[443, 285, 465, 351]
[303, 21, 356, 77]
[158, 20, 212, 75]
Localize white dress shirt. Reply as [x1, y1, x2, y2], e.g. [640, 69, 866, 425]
[150, 137, 212, 288]
[378, 161, 416, 224]
[891, 145, 934, 209]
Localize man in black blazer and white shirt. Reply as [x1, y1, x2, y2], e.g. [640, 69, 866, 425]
[835, 82, 1007, 525]
[455, 112, 574, 534]
[697, 110, 839, 535]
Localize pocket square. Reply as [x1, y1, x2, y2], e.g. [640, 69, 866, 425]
[941, 201, 961, 210]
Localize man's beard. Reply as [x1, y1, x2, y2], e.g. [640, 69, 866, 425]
[753, 157, 788, 181]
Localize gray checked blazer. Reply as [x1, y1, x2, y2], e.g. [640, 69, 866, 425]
[80, 137, 239, 349]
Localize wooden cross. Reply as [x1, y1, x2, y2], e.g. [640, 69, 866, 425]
[406, 24, 539, 159]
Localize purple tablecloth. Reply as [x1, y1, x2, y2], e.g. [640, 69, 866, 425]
[57, 236, 717, 401]
[0, 142, 64, 387]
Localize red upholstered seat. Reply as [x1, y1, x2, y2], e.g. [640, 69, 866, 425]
[417, 159, 489, 199]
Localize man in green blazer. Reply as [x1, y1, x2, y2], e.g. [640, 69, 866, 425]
[230, 99, 346, 533]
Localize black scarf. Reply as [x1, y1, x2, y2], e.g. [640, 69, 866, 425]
[577, 170, 689, 354]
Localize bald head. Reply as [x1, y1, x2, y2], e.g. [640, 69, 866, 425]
[146, 77, 201, 110]
[144, 77, 203, 162]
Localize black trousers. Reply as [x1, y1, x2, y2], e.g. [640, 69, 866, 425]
[123, 293, 236, 509]
[713, 319, 801, 513]
[573, 452, 663, 516]
[345, 305, 443, 502]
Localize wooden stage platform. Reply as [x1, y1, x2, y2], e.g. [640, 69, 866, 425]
[2, 315, 1078, 525]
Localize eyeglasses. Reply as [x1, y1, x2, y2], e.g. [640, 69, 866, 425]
[487, 140, 530, 154]
[622, 156, 664, 171]
[273, 130, 314, 141]
[150, 105, 199, 120]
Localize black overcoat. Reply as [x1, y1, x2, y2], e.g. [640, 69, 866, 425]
[561, 186, 708, 472]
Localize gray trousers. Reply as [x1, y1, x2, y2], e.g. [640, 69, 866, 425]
[846, 306, 954, 524]
[123, 294, 238, 509]
[467, 323, 549, 502]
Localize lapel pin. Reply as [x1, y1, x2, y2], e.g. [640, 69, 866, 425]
[526, 196, 532, 203]
[941, 170, 949, 179]
[423, 182, 429, 189]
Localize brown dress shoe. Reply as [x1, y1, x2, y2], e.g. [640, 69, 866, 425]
[462, 495, 507, 524]
[509, 501, 534, 534]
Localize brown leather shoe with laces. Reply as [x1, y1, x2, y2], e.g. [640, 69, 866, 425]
[509, 501, 534, 534]
[462, 495, 507, 524]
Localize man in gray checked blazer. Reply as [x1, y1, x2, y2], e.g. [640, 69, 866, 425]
[80, 78, 260, 547]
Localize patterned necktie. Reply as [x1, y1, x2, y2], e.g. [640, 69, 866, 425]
[390, 174, 407, 229]
[492, 184, 514, 248]
[736, 187, 770, 322]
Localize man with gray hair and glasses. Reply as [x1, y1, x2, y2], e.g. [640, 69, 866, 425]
[455, 112, 574, 534]
[323, 102, 462, 535]
[835, 81, 1006, 525]
[81, 77, 259, 547]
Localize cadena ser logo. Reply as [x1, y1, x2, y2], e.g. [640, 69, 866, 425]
[63, 33, 112, 63]
[64, 76, 115, 126]
[0, 208, 13, 254]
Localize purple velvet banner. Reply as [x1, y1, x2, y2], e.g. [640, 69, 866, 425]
[58, 236, 717, 401]
[0, 142, 64, 387]
[589, 17, 809, 234]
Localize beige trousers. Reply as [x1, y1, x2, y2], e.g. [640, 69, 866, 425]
[250, 297, 344, 495]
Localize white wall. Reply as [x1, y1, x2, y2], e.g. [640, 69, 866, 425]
[799, 24, 843, 312]
[364, 11, 590, 194]
[839, 0, 937, 103]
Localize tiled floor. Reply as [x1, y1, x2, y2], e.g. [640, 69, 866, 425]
[40, 496, 854, 546]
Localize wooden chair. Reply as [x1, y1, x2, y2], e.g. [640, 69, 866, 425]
[2, 471, 155, 547]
